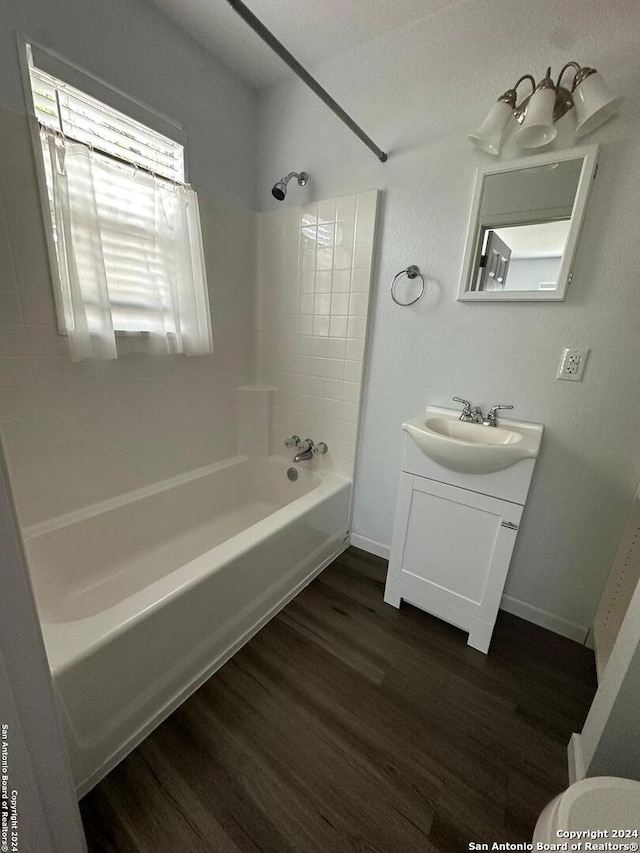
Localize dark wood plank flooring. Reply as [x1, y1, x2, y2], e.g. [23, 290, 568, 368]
[80, 547, 597, 852]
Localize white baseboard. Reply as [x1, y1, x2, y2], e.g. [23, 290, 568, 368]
[349, 532, 390, 560]
[568, 732, 585, 784]
[350, 532, 590, 644]
[584, 626, 595, 650]
[500, 593, 589, 643]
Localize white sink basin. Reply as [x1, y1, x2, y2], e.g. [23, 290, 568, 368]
[403, 406, 543, 474]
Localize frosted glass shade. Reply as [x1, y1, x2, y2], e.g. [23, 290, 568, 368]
[513, 87, 557, 149]
[574, 72, 623, 138]
[468, 101, 513, 155]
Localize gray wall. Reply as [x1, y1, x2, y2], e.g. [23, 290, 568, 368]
[0, 0, 257, 207]
[256, 0, 640, 634]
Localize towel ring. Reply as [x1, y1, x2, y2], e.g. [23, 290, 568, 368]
[391, 264, 424, 306]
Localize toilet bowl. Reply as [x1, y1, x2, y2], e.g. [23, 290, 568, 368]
[533, 777, 640, 843]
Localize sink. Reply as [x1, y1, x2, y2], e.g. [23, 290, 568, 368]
[403, 406, 543, 474]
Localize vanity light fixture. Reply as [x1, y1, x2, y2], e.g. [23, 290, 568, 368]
[469, 62, 622, 155]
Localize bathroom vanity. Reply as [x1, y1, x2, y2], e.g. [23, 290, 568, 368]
[384, 405, 543, 653]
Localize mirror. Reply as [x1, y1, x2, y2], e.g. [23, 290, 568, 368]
[457, 146, 599, 301]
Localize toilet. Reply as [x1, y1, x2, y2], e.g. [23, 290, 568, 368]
[534, 777, 640, 842]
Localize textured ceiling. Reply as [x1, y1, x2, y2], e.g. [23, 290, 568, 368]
[147, 0, 462, 88]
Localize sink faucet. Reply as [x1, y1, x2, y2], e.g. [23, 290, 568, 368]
[452, 397, 484, 424]
[483, 405, 514, 427]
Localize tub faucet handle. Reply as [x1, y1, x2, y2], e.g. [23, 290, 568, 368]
[284, 435, 301, 448]
[313, 442, 328, 455]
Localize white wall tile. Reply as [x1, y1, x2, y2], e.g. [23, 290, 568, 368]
[300, 271, 315, 293]
[19, 290, 57, 325]
[327, 337, 346, 360]
[0, 256, 16, 291]
[349, 292, 370, 317]
[316, 247, 333, 271]
[0, 357, 34, 388]
[346, 338, 366, 361]
[300, 202, 318, 226]
[353, 242, 374, 269]
[315, 271, 332, 293]
[342, 382, 362, 403]
[347, 317, 367, 340]
[329, 316, 348, 338]
[0, 221, 12, 257]
[0, 388, 40, 420]
[0, 326, 29, 356]
[333, 246, 353, 270]
[314, 294, 331, 315]
[335, 220, 355, 252]
[331, 270, 351, 293]
[317, 198, 336, 224]
[331, 293, 349, 316]
[336, 195, 356, 222]
[312, 316, 329, 337]
[344, 360, 364, 383]
[256, 191, 378, 477]
[351, 269, 372, 293]
[12, 253, 52, 293]
[0, 291, 22, 324]
[355, 191, 378, 243]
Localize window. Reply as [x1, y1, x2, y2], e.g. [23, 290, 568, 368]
[27, 48, 213, 361]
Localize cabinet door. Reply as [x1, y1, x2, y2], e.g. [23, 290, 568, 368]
[385, 473, 523, 652]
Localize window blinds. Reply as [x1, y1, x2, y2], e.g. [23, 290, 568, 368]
[27, 54, 212, 360]
[29, 65, 185, 183]
[42, 131, 212, 359]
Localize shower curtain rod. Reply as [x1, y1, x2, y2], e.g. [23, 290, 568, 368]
[225, 0, 388, 162]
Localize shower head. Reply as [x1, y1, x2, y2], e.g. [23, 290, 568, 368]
[271, 171, 308, 201]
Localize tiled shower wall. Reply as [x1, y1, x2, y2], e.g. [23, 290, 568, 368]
[0, 107, 256, 528]
[255, 191, 378, 476]
[0, 106, 378, 528]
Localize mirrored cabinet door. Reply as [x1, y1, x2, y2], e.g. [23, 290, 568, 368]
[458, 146, 599, 302]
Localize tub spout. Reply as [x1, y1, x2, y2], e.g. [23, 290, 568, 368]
[293, 438, 314, 463]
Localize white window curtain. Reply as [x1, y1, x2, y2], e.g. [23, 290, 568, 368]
[43, 130, 213, 361]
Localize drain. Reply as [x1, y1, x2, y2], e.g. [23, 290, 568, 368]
[287, 467, 299, 481]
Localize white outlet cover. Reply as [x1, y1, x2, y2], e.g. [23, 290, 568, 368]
[556, 347, 590, 381]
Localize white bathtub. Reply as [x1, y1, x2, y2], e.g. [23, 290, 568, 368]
[23, 455, 351, 796]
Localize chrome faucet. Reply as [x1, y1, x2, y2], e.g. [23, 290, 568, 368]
[293, 438, 314, 463]
[452, 397, 484, 424]
[285, 436, 329, 463]
[483, 405, 514, 427]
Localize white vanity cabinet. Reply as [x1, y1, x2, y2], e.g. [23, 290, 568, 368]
[384, 410, 542, 654]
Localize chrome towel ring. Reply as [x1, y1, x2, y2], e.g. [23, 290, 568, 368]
[391, 264, 425, 306]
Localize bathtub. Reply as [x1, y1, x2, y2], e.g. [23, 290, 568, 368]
[23, 455, 351, 796]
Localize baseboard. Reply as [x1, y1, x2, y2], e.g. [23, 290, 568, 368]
[500, 593, 589, 643]
[568, 732, 585, 784]
[584, 626, 595, 650]
[350, 533, 589, 644]
[349, 532, 390, 560]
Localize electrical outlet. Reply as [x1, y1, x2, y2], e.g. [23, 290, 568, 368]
[556, 347, 589, 382]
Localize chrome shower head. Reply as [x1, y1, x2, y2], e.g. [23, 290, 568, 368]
[271, 171, 308, 201]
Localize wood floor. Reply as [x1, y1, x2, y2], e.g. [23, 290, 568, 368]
[80, 547, 597, 853]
